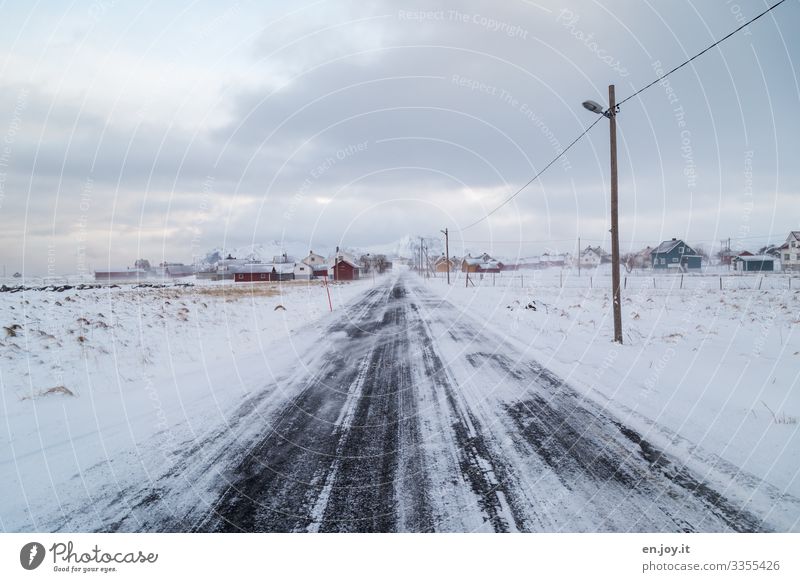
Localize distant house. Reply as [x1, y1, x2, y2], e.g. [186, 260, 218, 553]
[302, 251, 326, 268]
[760, 244, 783, 258]
[540, 253, 568, 267]
[94, 268, 146, 281]
[372, 254, 392, 273]
[233, 263, 294, 282]
[461, 255, 483, 273]
[434, 255, 456, 273]
[629, 246, 653, 269]
[579, 246, 608, 268]
[478, 261, 501, 274]
[516, 256, 541, 270]
[651, 239, 702, 270]
[272, 252, 295, 264]
[293, 263, 313, 280]
[161, 263, 194, 278]
[782, 231, 800, 271]
[312, 264, 330, 278]
[333, 257, 360, 281]
[718, 248, 738, 266]
[733, 255, 775, 272]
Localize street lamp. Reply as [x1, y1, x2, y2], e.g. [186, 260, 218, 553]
[583, 85, 623, 344]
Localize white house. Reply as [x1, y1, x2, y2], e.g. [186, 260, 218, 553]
[579, 246, 607, 268]
[782, 231, 800, 271]
[302, 251, 326, 267]
[293, 262, 313, 280]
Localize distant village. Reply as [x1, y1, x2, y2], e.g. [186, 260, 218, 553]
[94, 230, 800, 282]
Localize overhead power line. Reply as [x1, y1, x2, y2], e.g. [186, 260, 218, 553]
[617, 0, 788, 109]
[460, 0, 789, 231]
[460, 115, 604, 230]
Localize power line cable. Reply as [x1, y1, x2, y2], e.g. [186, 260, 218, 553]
[460, 115, 604, 230]
[617, 0, 788, 109]
[460, 0, 790, 231]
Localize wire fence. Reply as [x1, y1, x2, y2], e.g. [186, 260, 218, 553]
[427, 269, 799, 292]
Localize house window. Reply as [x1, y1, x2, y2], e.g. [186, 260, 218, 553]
[786, 254, 791, 261]
[660, 258, 665, 265]
[678, 247, 684, 253]
[260, 273, 266, 279]
[672, 258, 679, 263]
[237, 274, 243, 280]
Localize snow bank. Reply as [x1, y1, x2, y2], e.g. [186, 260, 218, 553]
[0, 277, 374, 531]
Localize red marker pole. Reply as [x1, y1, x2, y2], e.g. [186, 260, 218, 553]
[323, 276, 333, 312]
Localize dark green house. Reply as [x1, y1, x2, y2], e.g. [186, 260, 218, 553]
[733, 255, 774, 272]
[651, 238, 702, 270]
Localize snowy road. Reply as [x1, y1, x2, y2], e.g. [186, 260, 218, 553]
[170, 273, 770, 533]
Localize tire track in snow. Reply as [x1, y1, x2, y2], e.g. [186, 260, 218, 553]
[193, 281, 396, 532]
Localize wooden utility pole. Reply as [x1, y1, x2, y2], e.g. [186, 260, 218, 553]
[609, 84, 623, 344]
[441, 228, 450, 285]
[578, 236, 581, 277]
[419, 236, 423, 277]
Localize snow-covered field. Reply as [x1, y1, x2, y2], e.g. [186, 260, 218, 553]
[428, 267, 800, 514]
[0, 277, 373, 531]
[2, 266, 798, 532]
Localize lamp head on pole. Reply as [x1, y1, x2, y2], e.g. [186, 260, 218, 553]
[582, 100, 604, 114]
[583, 99, 615, 118]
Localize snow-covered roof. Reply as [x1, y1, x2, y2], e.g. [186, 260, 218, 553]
[735, 255, 775, 262]
[787, 231, 800, 241]
[165, 265, 194, 275]
[335, 258, 361, 269]
[463, 257, 482, 265]
[652, 239, 690, 254]
[95, 268, 146, 274]
[233, 263, 294, 274]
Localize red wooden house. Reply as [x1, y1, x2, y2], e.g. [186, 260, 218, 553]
[333, 258, 360, 281]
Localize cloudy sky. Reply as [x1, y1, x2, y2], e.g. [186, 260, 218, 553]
[0, 0, 798, 274]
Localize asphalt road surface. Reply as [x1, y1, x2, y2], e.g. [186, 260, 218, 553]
[179, 273, 771, 533]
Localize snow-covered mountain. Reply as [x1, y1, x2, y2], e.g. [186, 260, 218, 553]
[195, 241, 312, 267]
[361, 234, 445, 259]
